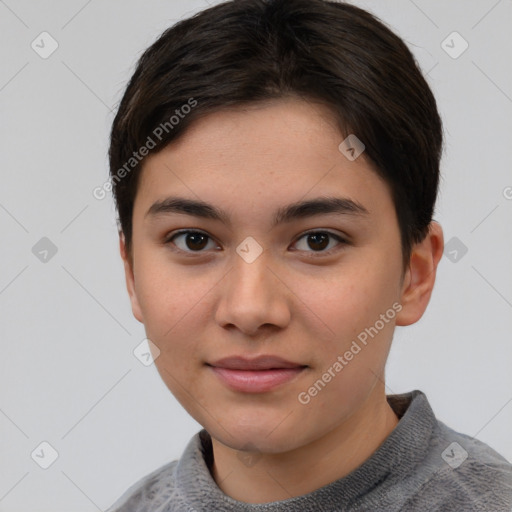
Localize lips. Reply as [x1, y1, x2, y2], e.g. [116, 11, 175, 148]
[207, 355, 307, 393]
[208, 355, 305, 370]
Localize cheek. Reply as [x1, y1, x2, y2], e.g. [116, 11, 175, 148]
[302, 274, 398, 419]
[135, 262, 213, 402]
[308, 254, 402, 385]
[135, 249, 203, 325]
[133, 255, 217, 369]
[319, 263, 401, 335]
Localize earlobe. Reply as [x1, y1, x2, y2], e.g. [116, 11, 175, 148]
[119, 232, 144, 323]
[395, 221, 444, 326]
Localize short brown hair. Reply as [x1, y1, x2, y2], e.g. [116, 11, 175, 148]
[109, 0, 443, 266]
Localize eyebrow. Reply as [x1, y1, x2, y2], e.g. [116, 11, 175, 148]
[145, 195, 369, 227]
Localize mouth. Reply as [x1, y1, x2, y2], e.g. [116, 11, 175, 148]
[206, 355, 308, 393]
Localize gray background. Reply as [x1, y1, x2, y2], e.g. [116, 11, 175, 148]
[1, 0, 511, 510]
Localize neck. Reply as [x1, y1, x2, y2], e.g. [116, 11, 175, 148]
[210, 385, 400, 504]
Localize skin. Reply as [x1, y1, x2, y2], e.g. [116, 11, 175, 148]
[120, 97, 444, 504]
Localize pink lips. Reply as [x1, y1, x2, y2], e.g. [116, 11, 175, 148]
[207, 355, 307, 393]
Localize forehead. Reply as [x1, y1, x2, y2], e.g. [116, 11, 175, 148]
[134, 98, 393, 224]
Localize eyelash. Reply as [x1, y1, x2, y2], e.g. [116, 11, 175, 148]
[163, 229, 349, 258]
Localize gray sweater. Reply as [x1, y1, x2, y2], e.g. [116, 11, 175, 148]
[106, 390, 512, 511]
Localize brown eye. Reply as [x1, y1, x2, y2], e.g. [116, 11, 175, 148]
[306, 233, 330, 251]
[166, 230, 217, 253]
[183, 232, 209, 251]
[293, 231, 347, 255]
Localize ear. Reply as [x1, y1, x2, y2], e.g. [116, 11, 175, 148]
[395, 221, 444, 326]
[119, 232, 144, 323]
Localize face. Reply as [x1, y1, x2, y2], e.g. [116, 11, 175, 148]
[122, 98, 415, 454]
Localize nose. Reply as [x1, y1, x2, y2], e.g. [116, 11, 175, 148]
[214, 250, 291, 337]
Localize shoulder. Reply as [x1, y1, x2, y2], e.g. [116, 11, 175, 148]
[105, 429, 212, 512]
[105, 459, 179, 512]
[406, 419, 512, 511]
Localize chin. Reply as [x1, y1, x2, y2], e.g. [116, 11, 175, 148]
[208, 418, 307, 455]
